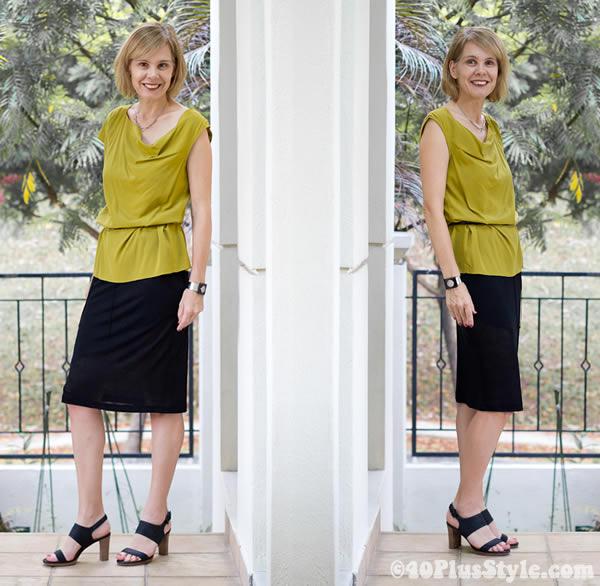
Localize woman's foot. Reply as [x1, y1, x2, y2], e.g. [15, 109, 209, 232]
[447, 503, 509, 553]
[44, 514, 111, 564]
[116, 508, 171, 564]
[483, 509, 519, 547]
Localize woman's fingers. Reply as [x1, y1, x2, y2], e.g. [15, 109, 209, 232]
[446, 284, 476, 327]
[176, 291, 205, 331]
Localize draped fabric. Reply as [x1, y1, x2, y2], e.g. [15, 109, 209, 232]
[420, 107, 522, 277]
[94, 106, 211, 283]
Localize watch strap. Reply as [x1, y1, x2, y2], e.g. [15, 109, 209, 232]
[187, 281, 207, 295]
[444, 275, 462, 290]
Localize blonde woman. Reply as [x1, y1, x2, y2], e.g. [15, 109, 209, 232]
[43, 22, 212, 567]
[420, 27, 522, 556]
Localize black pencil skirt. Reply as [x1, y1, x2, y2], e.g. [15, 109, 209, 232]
[61, 271, 189, 413]
[455, 273, 523, 412]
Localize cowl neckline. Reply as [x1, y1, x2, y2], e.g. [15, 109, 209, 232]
[123, 106, 191, 154]
[441, 106, 494, 146]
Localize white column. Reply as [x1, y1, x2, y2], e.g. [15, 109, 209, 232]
[265, 0, 340, 582]
[236, 0, 267, 579]
[197, 265, 214, 530]
[211, 0, 238, 482]
[338, 0, 370, 579]
[367, 0, 396, 532]
[392, 233, 414, 529]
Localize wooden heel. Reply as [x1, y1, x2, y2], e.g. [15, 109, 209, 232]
[99, 535, 110, 561]
[447, 523, 461, 549]
[158, 533, 169, 556]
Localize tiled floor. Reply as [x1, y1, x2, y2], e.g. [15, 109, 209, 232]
[2, 531, 598, 585]
[366, 532, 600, 585]
[0, 532, 241, 585]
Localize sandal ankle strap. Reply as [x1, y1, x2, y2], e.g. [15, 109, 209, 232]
[448, 504, 488, 538]
[68, 514, 108, 547]
[135, 511, 171, 546]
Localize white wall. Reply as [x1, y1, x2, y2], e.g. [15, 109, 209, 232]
[402, 462, 600, 533]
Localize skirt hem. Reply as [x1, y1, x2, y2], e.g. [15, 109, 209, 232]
[62, 394, 186, 414]
[456, 399, 523, 413]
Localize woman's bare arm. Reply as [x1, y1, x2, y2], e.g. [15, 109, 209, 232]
[176, 129, 212, 332]
[420, 119, 476, 327]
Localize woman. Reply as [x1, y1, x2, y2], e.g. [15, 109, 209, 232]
[420, 27, 522, 556]
[43, 22, 212, 567]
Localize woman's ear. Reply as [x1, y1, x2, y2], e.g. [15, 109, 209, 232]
[449, 60, 457, 80]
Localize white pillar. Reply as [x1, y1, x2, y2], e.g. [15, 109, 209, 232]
[338, 0, 370, 579]
[392, 233, 414, 529]
[232, 0, 387, 582]
[211, 0, 238, 483]
[367, 0, 396, 533]
[236, 0, 268, 579]
[265, 1, 340, 583]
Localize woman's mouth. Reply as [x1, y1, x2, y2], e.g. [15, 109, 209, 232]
[142, 83, 161, 90]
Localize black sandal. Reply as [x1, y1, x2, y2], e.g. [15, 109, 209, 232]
[447, 504, 509, 556]
[117, 511, 171, 566]
[481, 508, 519, 548]
[42, 514, 110, 566]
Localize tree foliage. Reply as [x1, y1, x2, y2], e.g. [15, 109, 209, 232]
[395, 0, 600, 248]
[0, 0, 210, 248]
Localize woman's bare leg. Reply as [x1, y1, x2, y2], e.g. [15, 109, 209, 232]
[44, 405, 109, 562]
[447, 405, 510, 552]
[117, 412, 184, 562]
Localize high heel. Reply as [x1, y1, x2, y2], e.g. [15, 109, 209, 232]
[447, 522, 461, 549]
[117, 511, 171, 566]
[42, 514, 111, 566]
[158, 532, 169, 556]
[447, 504, 509, 556]
[481, 508, 519, 548]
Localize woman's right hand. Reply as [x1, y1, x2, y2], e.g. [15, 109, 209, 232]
[445, 283, 476, 327]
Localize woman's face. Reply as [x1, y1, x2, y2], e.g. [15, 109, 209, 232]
[449, 41, 498, 101]
[129, 44, 175, 100]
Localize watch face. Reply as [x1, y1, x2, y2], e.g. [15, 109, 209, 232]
[200, 284, 207, 294]
[446, 279, 454, 288]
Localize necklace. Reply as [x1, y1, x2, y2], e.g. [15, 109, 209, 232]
[455, 102, 486, 132]
[132, 104, 165, 131]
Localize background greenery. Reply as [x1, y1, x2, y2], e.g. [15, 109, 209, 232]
[0, 0, 210, 247]
[395, 0, 600, 248]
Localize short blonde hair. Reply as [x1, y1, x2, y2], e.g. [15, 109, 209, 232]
[441, 27, 510, 103]
[114, 22, 187, 99]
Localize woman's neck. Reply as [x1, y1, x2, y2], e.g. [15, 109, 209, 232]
[453, 97, 485, 121]
[135, 96, 171, 119]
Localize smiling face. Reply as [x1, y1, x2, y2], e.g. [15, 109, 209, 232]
[128, 44, 175, 100]
[449, 41, 498, 101]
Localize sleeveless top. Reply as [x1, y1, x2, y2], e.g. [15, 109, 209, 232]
[94, 105, 211, 282]
[420, 107, 522, 277]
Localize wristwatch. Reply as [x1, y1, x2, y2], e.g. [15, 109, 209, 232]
[444, 275, 462, 290]
[187, 281, 207, 295]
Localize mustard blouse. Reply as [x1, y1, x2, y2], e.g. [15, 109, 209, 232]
[421, 107, 522, 277]
[94, 105, 211, 282]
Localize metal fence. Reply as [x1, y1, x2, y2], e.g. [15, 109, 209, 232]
[0, 273, 195, 459]
[410, 270, 600, 458]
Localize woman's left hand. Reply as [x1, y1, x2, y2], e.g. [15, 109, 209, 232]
[177, 288, 205, 331]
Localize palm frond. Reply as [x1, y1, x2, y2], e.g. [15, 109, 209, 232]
[165, 0, 210, 47]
